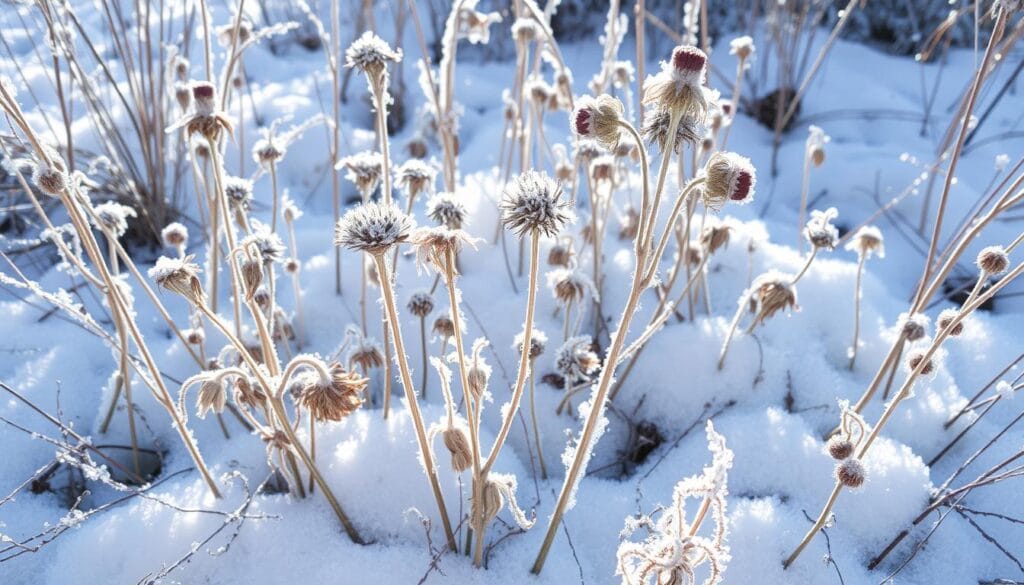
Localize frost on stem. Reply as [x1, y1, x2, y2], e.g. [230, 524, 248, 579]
[617, 421, 733, 585]
[500, 170, 574, 238]
[334, 201, 414, 255]
[560, 384, 610, 512]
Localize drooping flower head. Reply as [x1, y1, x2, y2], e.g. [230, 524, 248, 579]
[845, 226, 885, 260]
[803, 207, 839, 251]
[703, 152, 756, 210]
[641, 105, 703, 153]
[294, 360, 367, 422]
[149, 255, 204, 305]
[501, 170, 574, 238]
[555, 335, 600, 381]
[571, 94, 625, 150]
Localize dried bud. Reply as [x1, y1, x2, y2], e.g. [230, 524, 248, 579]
[936, 309, 963, 337]
[976, 245, 1009, 275]
[406, 137, 428, 159]
[804, 207, 839, 251]
[571, 94, 625, 150]
[471, 479, 504, 531]
[442, 426, 473, 472]
[618, 206, 640, 241]
[241, 258, 263, 301]
[835, 458, 866, 488]
[161, 222, 189, 249]
[196, 378, 227, 418]
[898, 313, 929, 342]
[433, 315, 455, 339]
[704, 152, 756, 210]
[284, 257, 300, 275]
[643, 45, 708, 119]
[174, 82, 191, 111]
[826, 437, 855, 460]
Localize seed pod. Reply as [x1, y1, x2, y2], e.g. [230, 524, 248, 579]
[826, 437, 854, 460]
[835, 458, 866, 488]
[898, 313, 929, 342]
[442, 426, 472, 472]
[977, 245, 1009, 275]
[432, 315, 455, 339]
[471, 479, 504, 531]
[936, 309, 963, 337]
[407, 291, 435, 318]
[906, 350, 935, 375]
[242, 258, 263, 301]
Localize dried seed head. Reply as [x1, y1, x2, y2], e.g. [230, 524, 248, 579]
[547, 242, 573, 267]
[643, 45, 709, 119]
[806, 125, 830, 168]
[196, 378, 227, 418]
[149, 255, 204, 305]
[803, 207, 840, 251]
[526, 77, 554, 107]
[32, 155, 68, 196]
[618, 206, 640, 241]
[571, 94, 625, 150]
[845, 226, 885, 259]
[426, 192, 468, 229]
[243, 224, 287, 266]
[190, 137, 211, 160]
[729, 35, 755, 60]
[589, 155, 616, 183]
[272, 309, 295, 342]
[976, 245, 1010, 275]
[641, 105, 703, 153]
[936, 308, 964, 337]
[92, 201, 137, 238]
[161, 222, 189, 249]
[335, 202, 414, 255]
[191, 81, 216, 115]
[611, 60, 635, 88]
[173, 82, 191, 111]
[224, 176, 254, 211]
[704, 151, 756, 209]
[826, 437, 855, 460]
[573, 139, 602, 164]
[701, 222, 733, 254]
[748, 271, 798, 328]
[241, 258, 263, 301]
[471, 479, 504, 531]
[685, 245, 703, 267]
[835, 458, 866, 488]
[284, 257, 300, 274]
[547, 267, 598, 306]
[337, 151, 384, 197]
[216, 18, 253, 47]
[234, 376, 267, 409]
[172, 56, 190, 80]
[407, 291, 435, 318]
[500, 170, 573, 238]
[349, 339, 385, 371]
[432, 315, 455, 338]
[252, 138, 285, 167]
[514, 328, 547, 361]
[409, 226, 477, 273]
[455, 4, 503, 44]
[897, 312, 930, 342]
[442, 426, 473, 472]
[467, 359, 490, 401]
[395, 159, 436, 199]
[555, 335, 600, 380]
[406, 136, 428, 159]
[252, 286, 271, 309]
[345, 31, 402, 80]
[296, 362, 366, 422]
[907, 350, 935, 376]
[184, 327, 206, 346]
[511, 17, 539, 43]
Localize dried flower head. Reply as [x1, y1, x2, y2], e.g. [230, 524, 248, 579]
[407, 291, 435, 318]
[395, 159, 437, 199]
[161, 222, 189, 249]
[455, 1, 503, 44]
[641, 105, 703, 153]
[826, 437, 855, 460]
[555, 335, 600, 381]
[573, 139, 602, 164]
[835, 458, 866, 488]
[243, 223, 287, 265]
[426, 192, 468, 229]
[173, 82, 191, 111]
[349, 337, 385, 371]
[514, 328, 548, 361]
[977, 245, 1010, 275]
[408, 226, 477, 273]
[572, 94, 625, 150]
[897, 312, 930, 342]
[748, 271, 798, 328]
[845, 226, 885, 259]
[611, 60, 635, 88]
[31, 154, 68, 196]
[526, 77, 554, 108]
[442, 425, 473, 472]
[466, 338, 491, 400]
[433, 314, 456, 339]
[618, 206, 641, 241]
[166, 81, 234, 141]
[337, 151, 384, 197]
[335, 202, 414, 255]
[501, 170, 573, 238]
[643, 45, 709, 119]
[703, 152, 756, 210]
[149, 255, 204, 305]
[216, 18, 253, 47]
[223, 176, 254, 211]
[590, 155, 616, 183]
[701, 221, 733, 254]
[547, 241, 573, 267]
[936, 308, 964, 337]
[196, 378, 227, 418]
[345, 31, 402, 81]
[803, 207, 839, 251]
[91, 201, 137, 238]
[184, 327, 206, 346]
[511, 17, 539, 43]
[546, 267, 598, 306]
[906, 350, 935, 376]
[806, 125, 830, 167]
[729, 35, 755, 60]
[241, 258, 263, 301]
[295, 361, 366, 422]
[252, 137, 285, 167]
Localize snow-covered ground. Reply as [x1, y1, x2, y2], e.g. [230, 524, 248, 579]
[1, 2, 1023, 584]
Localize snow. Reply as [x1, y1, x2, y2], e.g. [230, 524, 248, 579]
[1, 1, 1023, 584]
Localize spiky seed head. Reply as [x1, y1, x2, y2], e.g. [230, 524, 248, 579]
[252, 138, 285, 167]
[407, 291, 435, 318]
[241, 258, 263, 301]
[149, 255, 204, 305]
[643, 45, 709, 119]
[898, 312, 929, 342]
[836, 458, 866, 488]
[245, 224, 287, 266]
[223, 176, 254, 210]
[161, 222, 189, 248]
[827, 437, 855, 460]
[641, 105, 702, 153]
[748, 271, 798, 328]
[555, 335, 600, 380]
[845, 226, 885, 259]
[701, 222, 732, 254]
[337, 151, 384, 196]
[514, 328, 547, 361]
[196, 378, 227, 418]
[184, 327, 205, 346]
[907, 350, 935, 376]
[729, 35, 755, 60]
[442, 426, 473, 472]
[500, 170, 573, 238]
[92, 202, 137, 238]
[977, 245, 1009, 275]
[395, 159, 436, 199]
[345, 31, 402, 80]
[804, 207, 840, 251]
[426, 192, 468, 229]
[350, 339, 385, 371]
[937, 309, 964, 337]
[296, 362, 366, 422]
[547, 242, 572, 267]
[704, 151, 756, 210]
[432, 315, 455, 338]
[335, 202, 414, 255]
[571, 94, 625, 150]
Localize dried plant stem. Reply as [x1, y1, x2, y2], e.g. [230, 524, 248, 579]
[719, 55, 748, 150]
[717, 291, 749, 371]
[847, 253, 866, 370]
[634, 0, 645, 126]
[285, 219, 306, 346]
[269, 161, 281, 233]
[371, 253, 458, 552]
[528, 367, 547, 479]
[797, 147, 812, 252]
[419, 316, 429, 399]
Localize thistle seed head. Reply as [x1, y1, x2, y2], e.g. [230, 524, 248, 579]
[500, 170, 573, 238]
[977, 245, 1010, 275]
[335, 202, 414, 255]
[426, 192, 468, 229]
[835, 458, 866, 488]
[704, 151, 756, 210]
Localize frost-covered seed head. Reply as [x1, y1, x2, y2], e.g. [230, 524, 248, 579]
[223, 176, 254, 210]
[149, 255, 204, 305]
[514, 328, 547, 361]
[196, 378, 227, 418]
[589, 155, 616, 183]
[511, 17, 539, 43]
[395, 159, 436, 199]
[471, 479, 504, 531]
[162, 222, 189, 248]
[835, 458, 866, 488]
[806, 125, 830, 168]
[937, 309, 963, 337]
[749, 271, 798, 328]
[284, 258, 300, 274]
[216, 18, 253, 47]
[701, 222, 732, 254]
[555, 335, 600, 380]
[618, 206, 640, 241]
[432, 315, 455, 338]
[845, 226, 885, 259]
[729, 35, 755, 60]
[345, 31, 402, 80]
[408, 226, 477, 274]
[296, 362, 366, 422]
[526, 77, 553, 107]
[898, 313, 929, 342]
[547, 242, 572, 267]
[335, 202, 414, 255]
[191, 81, 216, 115]
[241, 258, 263, 301]
[572, 95, 625, 150]
[92, 202, 137, 238]
[252, 287, 270, 309]
[443, 426, 473, 472]
[547, 268, 597, 306]
[406, 137, 428, 159]
[611, 60, 634, 88]
[174, 82, 191, 111]
[704, 152, 756, 210]
[185, 328, 205, 346]
[407, 291, 435, 318]
[243, 224, 287, 265]
[337, 151, 384, 196]
[350, 340, 385, 371]
[827, 437, 855, 460]
[32, 157, 68, 196]
[252, 138, 284, 167]
[426, 192, 468, 229]
[804, 207, 839, 251]
[907, 350, 935, 375]
[641, 105, 702, 154]
[977, 245, 1009, 275]
[500, 170, 573, 238]
[573, 139, 603, 163]
[643, 45, 709, 119]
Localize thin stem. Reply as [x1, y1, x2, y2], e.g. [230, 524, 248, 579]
[847, 254, 866, 370]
